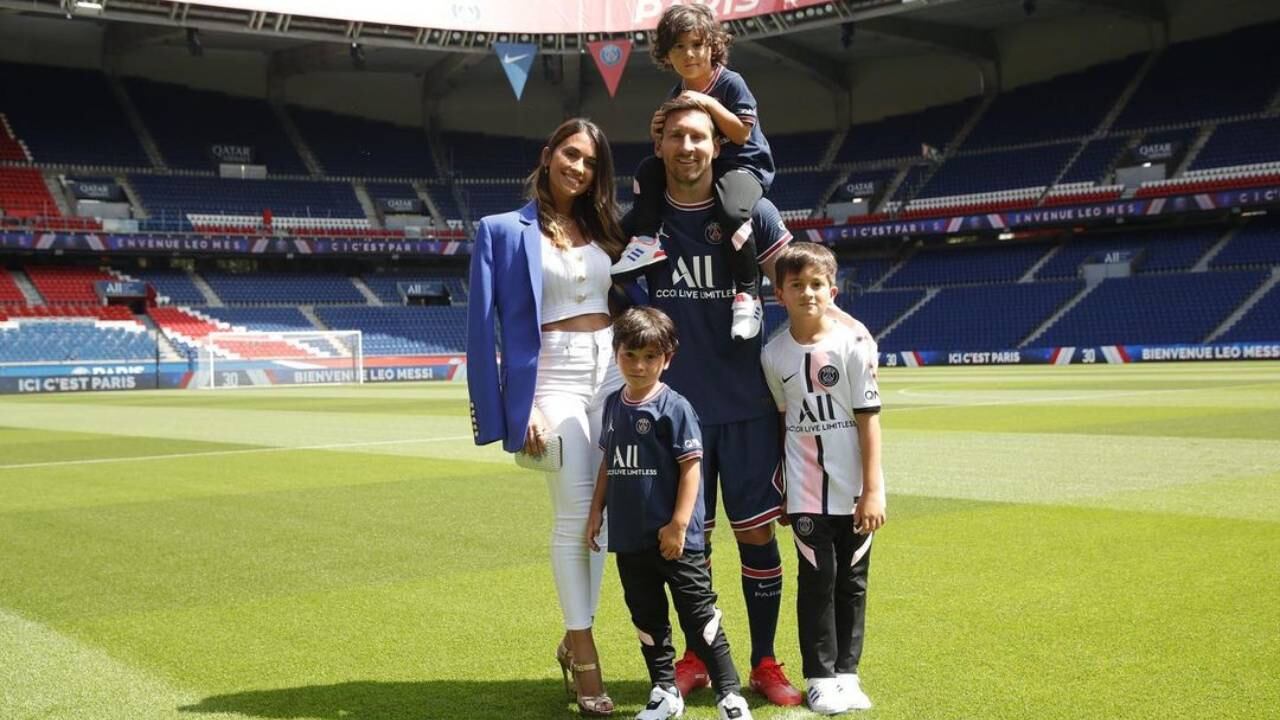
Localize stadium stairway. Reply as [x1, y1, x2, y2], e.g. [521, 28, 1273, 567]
[108, 74, 166, 169]
[875, 289, 937, 343]
[149, 306, 333, 360]
[1192, 226, 1239, 272]
[271, 101, 325, 177]
[1204, 267, 1280, 343]
[350, 277, 383, 306]
[1020, 282, 1099, 347]
[10, 269, 45, 305]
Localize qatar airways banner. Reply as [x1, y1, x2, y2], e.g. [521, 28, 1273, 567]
[0, 233, 471, 257]
[181, 1, 833, 34]
[882, 342, 1280, 367]
[824, 185, 1280, 243]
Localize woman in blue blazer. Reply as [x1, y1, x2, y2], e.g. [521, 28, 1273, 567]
[467, 118, 632, 716]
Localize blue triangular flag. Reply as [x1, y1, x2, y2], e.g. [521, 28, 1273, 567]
[494, 42, 538, 100]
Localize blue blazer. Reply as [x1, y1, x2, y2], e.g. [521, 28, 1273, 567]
[467, 201, 644, 453]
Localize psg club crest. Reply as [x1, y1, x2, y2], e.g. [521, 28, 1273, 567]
[635, 417, 652, 435]
[599, 43, 623, 66]
[704, 222, 723, 244]
[794, 515, 814, 537]
[817, 365, 841, 387]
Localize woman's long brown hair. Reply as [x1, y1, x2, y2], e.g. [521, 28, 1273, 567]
[524, 118, 626, 261]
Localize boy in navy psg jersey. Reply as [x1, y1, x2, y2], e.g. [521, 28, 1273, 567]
[587, 307, 753, 720]
[613, 3, 775, 342]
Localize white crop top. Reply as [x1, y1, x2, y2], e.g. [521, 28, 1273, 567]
[540, 233, 613, 324]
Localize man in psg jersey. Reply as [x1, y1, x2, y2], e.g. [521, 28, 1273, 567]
[624, 96, 804, 706]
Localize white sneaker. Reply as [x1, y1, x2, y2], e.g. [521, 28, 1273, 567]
[836, 673, 872, 710]
[636, 684, 684, 720]
[716, 691, 753, 720]
[611, 235, 667, 277]
[729, 293, 762, 341]
[806, 677, 852, 715]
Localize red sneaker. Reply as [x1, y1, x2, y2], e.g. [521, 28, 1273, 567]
[674, 650, 711, 698]
[749, 656, 804, 706]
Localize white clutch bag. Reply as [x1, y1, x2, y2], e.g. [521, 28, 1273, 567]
[514, 433, 563, 472]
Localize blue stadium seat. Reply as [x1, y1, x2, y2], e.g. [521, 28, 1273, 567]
[125, 78, 307, 174]
[1037, 271, 1267, 346]
[200, 272, 365, 305]
[1217, 283, 1280, 343]
[880, 281, 1081, 351]
[886, 243, 1052, 288]
[1211, 217, 1280, 269]
[315, 306, 468, 355]
[290, 107, 437, 178]
[835, 98, 980, 164]
[0, 321, 156, 362]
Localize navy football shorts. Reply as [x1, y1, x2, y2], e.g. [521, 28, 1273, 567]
[700, 413, 783, 533]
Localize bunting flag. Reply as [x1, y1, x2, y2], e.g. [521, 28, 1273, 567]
[587, 39, 633, 98]
[494, 42, 538, 100]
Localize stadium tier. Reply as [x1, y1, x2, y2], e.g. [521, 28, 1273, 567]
[0, 319, 156, 363]
[442, 132, 542, 179]
[1058, 137, 1130, 185]
[128, 175, 366, 232]
[0, 269, 25, 304]
[1211, 217, 1280, 269]
[1191, 117, 1280, 171]
[313, 306, 467, 355]
[769, 131, 835, 168]
[1036, 229, 1220, 279]
[361, 274, 467, 304]
[0, 62, 150, 167]
[1036, 270, 1268, 347]
[457, 182, 526, 222]
[125, 78, 307, 174]
[880, 281, 1083, 352]
[1218, 283, 1280, 344]
[770, 170, 839, 214]
[289, 107, 437, 179]
[963, 55, 1144, 149]
[0, 167, 60, 219]
[840, 257, 895, 290]
[915, 143, 1077, 199]
[24, 266, 117, 304]
[834, 98, 980, 164]
[119, 269, 207, 305]
[885, 243, 1051, 288]
[1112, 22, 1280, 131]
[199, 272, 365, 305]
[840, 288, 927, 336]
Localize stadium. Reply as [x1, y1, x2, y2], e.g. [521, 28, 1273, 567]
[1, 0, 1277, 718]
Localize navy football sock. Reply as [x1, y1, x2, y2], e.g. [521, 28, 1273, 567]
[738, 539, 782, 667]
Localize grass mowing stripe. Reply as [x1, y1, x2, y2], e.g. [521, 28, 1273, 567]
[0, 607, 242, 720]
[0, 434, 474, 471]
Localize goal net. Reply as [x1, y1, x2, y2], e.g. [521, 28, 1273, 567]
[195, 330, 363, 389]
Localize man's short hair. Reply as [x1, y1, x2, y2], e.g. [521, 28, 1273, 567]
[612, 306, 679, 355]
[656, 96, 721, 142]
[773, 242, 839, 287]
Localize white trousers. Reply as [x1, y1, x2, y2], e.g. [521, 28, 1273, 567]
[535, 326, 623, 631]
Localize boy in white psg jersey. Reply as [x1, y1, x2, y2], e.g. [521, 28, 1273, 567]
[761, 242, 886, 715]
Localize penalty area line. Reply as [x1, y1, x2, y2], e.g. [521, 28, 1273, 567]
[0, 435, 474, 471]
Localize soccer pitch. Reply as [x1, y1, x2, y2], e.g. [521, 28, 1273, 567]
[2, 362, 1277, 720]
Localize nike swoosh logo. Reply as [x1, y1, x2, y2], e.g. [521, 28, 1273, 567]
[503, 53, 531, 64]
[782, 373, 798, 383]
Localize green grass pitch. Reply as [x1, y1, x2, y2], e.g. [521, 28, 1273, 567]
[2, 362, 1278, 719]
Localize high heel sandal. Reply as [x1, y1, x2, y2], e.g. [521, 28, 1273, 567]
[569, 659, 614, 717]
[556, 642, 575, 698]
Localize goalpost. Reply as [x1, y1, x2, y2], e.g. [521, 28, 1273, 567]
[195, 330, 364, 389]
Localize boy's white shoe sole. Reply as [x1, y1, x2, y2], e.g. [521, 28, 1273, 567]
[611, 235, 667, 277]
[836, 673, 873, 710]
[636, 685, 684, 720]
[729, 293, 762, 341]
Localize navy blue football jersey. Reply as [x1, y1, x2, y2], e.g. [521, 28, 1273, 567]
[598, 385, 706, 554]
[668, 65, 774, 190]
[644, 196, 792, 425]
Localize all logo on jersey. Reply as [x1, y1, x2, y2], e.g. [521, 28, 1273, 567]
[704, 222, 723, 245]
[797, 394, 837, 424]
[671, 255, 715, 289]
[635, 417, 652, 435]
[613, 444, 639, 468]
[817, 365, 840, 387]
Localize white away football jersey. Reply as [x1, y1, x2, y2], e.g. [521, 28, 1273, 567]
[763, 321, 882, 515]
